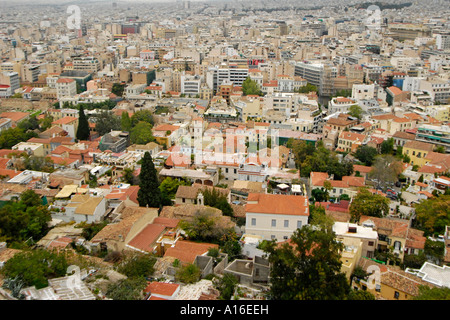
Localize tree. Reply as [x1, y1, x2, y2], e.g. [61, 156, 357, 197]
[0, 127, 37, 149]
[179, 207, 231, 243]
[298, 141, 353, 179]
[369, 155, 403, 189]
[295, 83, 318, 94]
[130, 121, 155, 145]
[308, 205, 334, 232]
[106, 277, 147, 300]
[94, 111, 121, 136]
[0, 190, 51, 244]
[414, 195, 450, 236]
[402, 253, 427, 269]
[220, 232, 242, 261]
[137, 152, 161, 208]
[175, 264, 201, 284]
[159, 177, 190, 205]
[349, 188, 390, 223]
[434, 145, 446, 154]
[311, 188, 328, 203]
[354, 145, 378, 166]
[0, 249, 68, 289]
[76, 105, 90, 141]
[381, 138, 395, 155]
[242, 77, 262, 96]
[348, 105, 363, 120]
[121, 111, 132, 132]
[39, 115, 54, 131]
[414, 285, 450, 300]
[111, 83, 126, 97]
[117, 253, 157, 279]
[122, 167, 137, 185]
[261, 225, 350, 300]
[202, 187, 233, 217]
[80, 221, 108, 241]
[347, 290, 376, 300]
[424, 239, 445, 264]
[131, 110, 154, 127]
[217, 273, 239, 300]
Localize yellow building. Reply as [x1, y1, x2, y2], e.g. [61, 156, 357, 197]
[339, 238, 363, 279]
[354, 258, 435, 300]
[402, 140, 434, 167]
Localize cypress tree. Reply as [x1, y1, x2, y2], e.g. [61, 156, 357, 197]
[137, 152, 161, 208]
[76, 105, 90, 141]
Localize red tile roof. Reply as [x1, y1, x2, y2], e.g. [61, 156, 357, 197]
[245, 193, 309, 216]
[127, 223, 166, 253]
[163, 240, 218, 264]
[144, 282, 180, 297]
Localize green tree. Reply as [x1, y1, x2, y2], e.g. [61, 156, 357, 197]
[76, 105, 90, 141]
[349, 188, 390, 223]
[130, 121, 155, 145]
[202, 187, 233, 217]
[111, 83, 126, 97]
[295, 83, 318, 94]
[179, 207, 231, 243]
[137, 152, 161, 208]
[175, 263, 201, 284]
[354, 145, 378, 166]
[131, 110, 154, 127]
[122, 167, 137, 185]
[159, 177, 190, 205]
[381, 138, 395, 155]
[18, 116, 39, 132]
[121, 111, 132, 132]
[261, 225, 350, 300]
[0, 249, 68, 289]
[348, 105, 363, 120]
[106, 277, 147, 300]
[347, 290, 376, 300]
[242, 77, 262, 96]
[311, 188, 328, 203]
[117, 253, 157, 279]
[39, 115, 54, 131]
[0, 191, 51, 244]
[414, 285, 450, 300]
[80, 221, 108, 241]
[299, 141, 353, 179]
[0, 127, 37, 149]
[369, 155, 403, 189]
[308, 204, 334, 231]
[414, 195, 450, 236]
[402, 253, 427, 269]
[220, 233, 242, 261]
[217, 273, 238, 300]
[424, 239, 445, 264]
[94, 111, 121, 136]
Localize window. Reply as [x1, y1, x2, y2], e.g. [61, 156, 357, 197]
[271, 235, 276, 240]
[297, 221, 302, 229]
[283, 236, 288, 240]
[368, 241, 374, 246]
[394, 291, 399, 299]
[272, 219, 276, 227]
[284, 220, 289, 228]
[251, 218, 256, 226]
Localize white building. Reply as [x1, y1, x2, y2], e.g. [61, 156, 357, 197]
[245, 193, 309, 241]
[56, 78, 77, 100]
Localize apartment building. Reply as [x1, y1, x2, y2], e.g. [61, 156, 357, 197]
[56, 78, 77, 100]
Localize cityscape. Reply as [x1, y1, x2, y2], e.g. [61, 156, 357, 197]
[0, 0, 449, 303]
